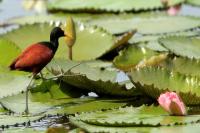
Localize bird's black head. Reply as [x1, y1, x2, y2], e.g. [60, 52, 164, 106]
[50, 27, 65, 42]
[48, 27, 65, 53]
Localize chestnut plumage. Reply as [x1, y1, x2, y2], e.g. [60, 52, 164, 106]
[9, 27, 65, 75]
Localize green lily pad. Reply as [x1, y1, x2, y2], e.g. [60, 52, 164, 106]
[70, 118, 200, 133]
[46, 98, 134, 115]
[129, 30, 200, 52]
[186, 0, 200, 6]
[70, 105, 200, 127]
[0, 79, 133, 114]
[113, 45, 159, 71]
[4, 128, 44, 133]
[7, 13, 93, 25]
[162, 57, 200, 78]
[130, 30, 200, 44]
[47, 0, 184, 13]
[1, 23, 118, 61]
[0, 114, 44, 127]
[143, 41, 168, 52]
[0, 80, 82, 114]
[129, 67, 200, 105]
[159, 36, 200, 59]
[0, 39, 21, 67]
[89, 16, 200, 34]
[47, 59, 140, 97]
[1, 92, 131, 115]
[0, 71, 30, 98]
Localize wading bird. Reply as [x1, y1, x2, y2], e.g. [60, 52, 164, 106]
[9, 27, 65, 114]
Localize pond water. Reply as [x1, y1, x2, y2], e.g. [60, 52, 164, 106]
[0, 0, 36, 22]
[1, 0, 200, 132]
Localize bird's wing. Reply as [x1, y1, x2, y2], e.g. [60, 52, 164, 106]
[14, 44, 54, 68]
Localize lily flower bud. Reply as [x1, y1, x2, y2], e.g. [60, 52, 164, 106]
[158, 92, 187, 116]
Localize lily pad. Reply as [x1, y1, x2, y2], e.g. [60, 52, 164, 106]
[0, 80, 82, 114]
[1, 92, 131, 115]
[70, 118, 200, 133]
[70, 105, 200, 127]
[0, 114, 44, 128]
[47, 59, 140, 97]
[0, 79, 133, 114]
[0, 71, 30, 98]
[89, 16, 200, 34]
[113, 45, 159, 71]
[129, 30, 200, 52]
[162, 57, 200, 78]
[129, 67, 200, 105]
[0, 39, 21, 66]
[7, 13, 93, 25]
[45, 98, 134, 115]
[1, 23, 118, 61]
[159, 36, 200, 59]
[47, 0, 184, 13]
[4, 128, 44, 133]
[143, 41, 168, 52]
[186, 0, 200, 6]
[129, 30, 200, 44]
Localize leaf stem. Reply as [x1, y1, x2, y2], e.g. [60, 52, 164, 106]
[68, 46, 73, 60]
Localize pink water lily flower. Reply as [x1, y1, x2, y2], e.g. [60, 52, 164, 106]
[167, 5, 181, 16]
[158, 92, 187, 116]
[160, 0, 181, 16]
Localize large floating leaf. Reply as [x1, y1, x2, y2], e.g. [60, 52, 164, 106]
[7, 13, 140, 25]
[0, 39, 21, 66]
[70, 118, 200, 133]
[113, 45, 160, 71]
[141, 41, 168, 52]
[0, 80, 132, 114]
[47, 0, 184, 13]
[7, 13, 93, 25]
[47, 59, 140, 97]
[0, 80, 82, 114]
[129, 67, 200, 105]
[0, 114, 43, 127]
[186, 0, 200, 6]
[162, 57, 200, 78]
[130, 30, 200, 44]
[4, 128, 44, 133]
[129, 30, 200, 52]
[89, 16, 200, 34]
[0, 71, 30, 98]
[1, 23, 117, 61]
[71, 106, 200, 127]
[159, 36, 200, 59]
[1, 92, 131, 115]
[46, 98, 134, 115]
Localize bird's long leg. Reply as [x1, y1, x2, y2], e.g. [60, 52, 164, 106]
[39, 72, 47, 81]
[25, 74, 35, 115]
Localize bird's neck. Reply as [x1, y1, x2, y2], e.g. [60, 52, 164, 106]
[50, 34, 59, 53]
[50, 39, 58, 52]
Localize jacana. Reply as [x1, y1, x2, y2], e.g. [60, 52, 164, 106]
[9, 27, 65, 114]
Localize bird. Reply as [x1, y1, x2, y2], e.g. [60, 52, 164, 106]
[9, 27, 66, 114]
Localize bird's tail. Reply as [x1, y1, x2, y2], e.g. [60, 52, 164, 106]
[9, 59, 17, 70]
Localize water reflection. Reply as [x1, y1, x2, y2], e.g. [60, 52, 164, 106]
[180, 5, 200, 17]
